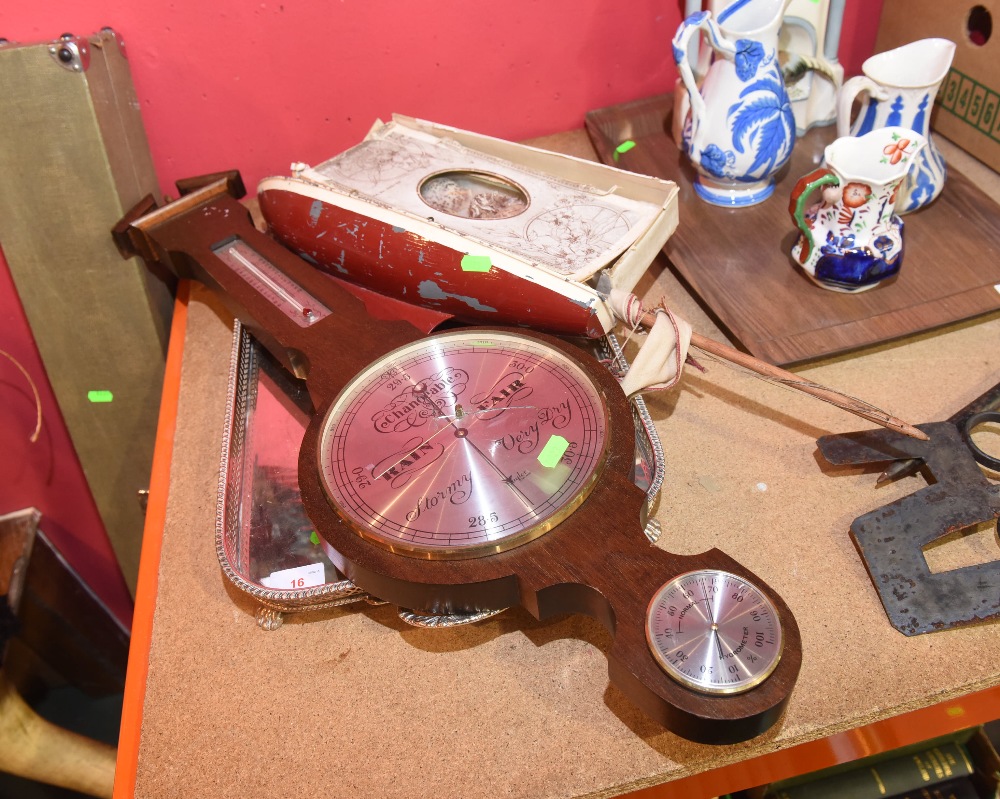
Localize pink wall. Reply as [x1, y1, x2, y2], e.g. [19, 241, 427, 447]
[0, 249, 134, 629]
[0, 0, 880, 628]
[1, 1, 881, 198]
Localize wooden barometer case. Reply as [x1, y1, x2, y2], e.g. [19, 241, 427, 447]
[116, 174, 801, 745]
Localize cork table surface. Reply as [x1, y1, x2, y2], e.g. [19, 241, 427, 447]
[119, 129, 1000, 799]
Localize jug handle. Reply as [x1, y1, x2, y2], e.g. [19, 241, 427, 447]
[789, 168, 839, 265]
[671, 80, 692, 150]
[672, 12, 737, 135]
[788, 53, 843, 88]
[836, 75, 890, 137]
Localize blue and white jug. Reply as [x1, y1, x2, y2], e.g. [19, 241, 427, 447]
[672, 0, 795, 207]
[836, 38, 955, 213]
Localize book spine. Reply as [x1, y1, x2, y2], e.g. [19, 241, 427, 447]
[885, 775, 980, 799]
[768, 742, 974, 799]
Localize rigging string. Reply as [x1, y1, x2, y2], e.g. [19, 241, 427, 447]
[608, 289, 693, 396]
[690, 344, 912, 430]
[0, 348, 42, 443]
[609, 291, 920, 437]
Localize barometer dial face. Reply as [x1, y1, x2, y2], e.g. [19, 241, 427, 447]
[645, 570, 783, 695]
[317, 330, 610, 559]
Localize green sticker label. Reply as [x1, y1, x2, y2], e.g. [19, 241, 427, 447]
[87, 390, 114, 403]
[461, 254, 492, 272]
[309, 530, 320, 546]
[537, 435, 569, 468]
[613, 140, 636, 161]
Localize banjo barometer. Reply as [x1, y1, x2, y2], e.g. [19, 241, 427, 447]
[116, 174, 801, 744]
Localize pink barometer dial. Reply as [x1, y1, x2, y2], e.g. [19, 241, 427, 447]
[317, 330, 610, 558]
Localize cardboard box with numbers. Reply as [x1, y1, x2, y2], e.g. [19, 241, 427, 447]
[876, 0, 1000, 172]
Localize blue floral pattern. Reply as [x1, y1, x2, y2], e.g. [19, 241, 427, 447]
[902, 157, 938, 212]
[700, 144, 731, 178]
[821, 230, 856, 255]
[873, 235, 893, 254]
[734, 39, 765, 81]
[726, 57, 795, 180]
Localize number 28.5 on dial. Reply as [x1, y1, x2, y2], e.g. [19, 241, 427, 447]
[316, 330, 610, 559]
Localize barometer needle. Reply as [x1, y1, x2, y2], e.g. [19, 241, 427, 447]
[374, 384, 541, 482]
[410, 386, 449, 418]
[700, 585, 726, 663]
[459, 432, 535, 506]
[413, 383, 538, 421]
[372, 422, 459, 481]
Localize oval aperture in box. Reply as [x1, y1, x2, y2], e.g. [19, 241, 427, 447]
[418, 169, 529, 220]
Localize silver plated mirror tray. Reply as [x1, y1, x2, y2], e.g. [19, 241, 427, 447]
[216, 321, 665, 630]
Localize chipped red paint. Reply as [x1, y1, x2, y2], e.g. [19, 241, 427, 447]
[258, 186, 605, 338]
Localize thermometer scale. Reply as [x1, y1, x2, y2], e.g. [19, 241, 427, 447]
[213, 238, 331, 326]
[646, 570, 783, 695]
[117, 173, 801, 744]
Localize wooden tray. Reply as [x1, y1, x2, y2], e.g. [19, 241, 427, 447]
[586, 93, 1000, 365]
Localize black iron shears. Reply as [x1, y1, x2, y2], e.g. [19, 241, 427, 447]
[877, 379, 1000, 483]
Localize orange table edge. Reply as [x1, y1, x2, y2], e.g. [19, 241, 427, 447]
[625, 685, 1000, 798]
[113, 281, 189, 799]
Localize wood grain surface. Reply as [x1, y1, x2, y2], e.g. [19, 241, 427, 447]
[586, 93, 1000, 365]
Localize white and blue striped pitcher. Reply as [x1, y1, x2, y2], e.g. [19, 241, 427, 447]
[837, 38, 955, 214]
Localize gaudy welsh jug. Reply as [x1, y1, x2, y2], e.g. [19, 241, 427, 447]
[837, 38, 955, 214]
[672, 0, 795, 207]
[789, 126, 925, 292]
